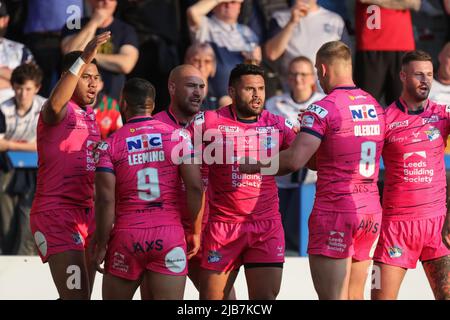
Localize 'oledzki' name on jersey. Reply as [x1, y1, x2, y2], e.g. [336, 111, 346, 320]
[354, 125, 380, 136]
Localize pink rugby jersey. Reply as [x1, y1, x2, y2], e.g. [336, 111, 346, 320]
[153, 109, 189, 128]
[96, 116, 193, 229]
[190, 105, 296, 223]
[32, 100, 100, 212]
[299, 87, 385, 214]
[154, 109, 210, 230]
[382, 99, 450, 220]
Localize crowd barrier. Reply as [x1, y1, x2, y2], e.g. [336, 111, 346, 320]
[7, 151, 38, 168]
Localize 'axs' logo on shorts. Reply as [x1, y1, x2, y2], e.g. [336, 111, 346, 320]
[349, 105, 378, 122]
[126, 134, 162, 152]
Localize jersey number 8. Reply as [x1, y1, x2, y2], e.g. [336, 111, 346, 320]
[359, 141, 376, 178]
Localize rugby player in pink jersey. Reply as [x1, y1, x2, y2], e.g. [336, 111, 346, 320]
[30, 32, 110, 299]
[150, 64, 237, 299]
[191, 63, 297, 300]
[241, 41, 386, 299]
[372, 50, 450, 300]
[93, 78, 204, 299]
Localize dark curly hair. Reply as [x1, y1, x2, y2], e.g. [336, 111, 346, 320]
[228, 63, 265, 88]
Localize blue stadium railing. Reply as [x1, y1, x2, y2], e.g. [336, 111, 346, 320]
[7, 151, 38, 168]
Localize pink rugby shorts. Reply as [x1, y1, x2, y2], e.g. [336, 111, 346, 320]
[308, 210, 381, 260]
[373, 214, 450, 269]
[105, 224, 188, 280]
[30, 207, 95, 263]
[201, 219, 285, 272]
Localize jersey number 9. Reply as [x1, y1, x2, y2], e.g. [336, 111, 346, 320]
[137, 168, 161, 201]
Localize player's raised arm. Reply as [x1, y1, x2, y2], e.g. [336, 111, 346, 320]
[41, 31, 110, 125]
[179, 163, 204, 259]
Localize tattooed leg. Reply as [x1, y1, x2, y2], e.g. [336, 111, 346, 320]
[422, 255, 450, 300]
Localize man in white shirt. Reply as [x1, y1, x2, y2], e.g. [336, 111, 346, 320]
[0, 63, 45, 255]
[430, 42, 450, 105]
[265, 0, 347, 90]
[187, 0, 262, 100]
[0, 1, 34, 103]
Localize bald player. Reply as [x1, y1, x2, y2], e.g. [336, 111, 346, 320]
[155, 64, 206, 126]
[240, 41, 385, 299]
[148, 64, 236, 299]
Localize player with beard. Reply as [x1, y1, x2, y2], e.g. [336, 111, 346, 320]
[152, 65, 207, 292]
[154, 65, 205, 127]
[30, 32, 110, 299]
[148, 64, 237, 299]
[191, 63, 296, 300]
[372, 50, 450, 300]
[240, 41, 385, 300]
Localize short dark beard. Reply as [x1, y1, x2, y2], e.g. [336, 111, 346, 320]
[87, 97, 95, 105]
[234, 95, 262, 118]
[407, 83, 430, 103]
